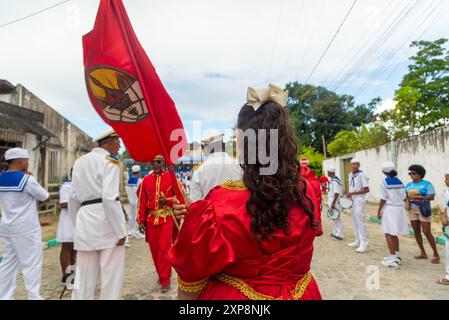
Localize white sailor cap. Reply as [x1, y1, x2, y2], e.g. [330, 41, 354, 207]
[93, 128, 119, 143]
[382, 161, 396, 173]
[131, 165, 141, 173]
[445, 168, 449, 175]
[327, 167, 336, 173]
[351, 158, 361, 164]
[5, 148, 29, 161]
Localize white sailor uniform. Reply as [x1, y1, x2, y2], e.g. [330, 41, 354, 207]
[349, 170, 369, 248]
[70, 148, 127, 300]
[379, 177, 408, 236]
[56, 180, 75, 243]
[329, 176, 344, 239]
[189, 152, 243, 202]
[125, 176, 142, 237]
[0, 171, 49, 300]
[444, 189, 449, 281]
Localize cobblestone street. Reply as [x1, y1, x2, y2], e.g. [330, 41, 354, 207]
[4, 202, 448, 300]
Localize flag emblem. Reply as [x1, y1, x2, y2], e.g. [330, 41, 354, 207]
[86, 66, 149, 123]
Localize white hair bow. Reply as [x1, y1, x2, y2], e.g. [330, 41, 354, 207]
[246, 84, 289, 111]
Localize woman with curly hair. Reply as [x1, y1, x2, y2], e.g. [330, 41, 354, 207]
[168, 84, 322, 300]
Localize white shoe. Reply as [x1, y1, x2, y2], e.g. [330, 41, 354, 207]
[383, 256, 402, 265]
[135, 233, 145, 239]
[356, 245, 368, 253]
[381, 259, 400, 268]
[348, 241, 360, 248]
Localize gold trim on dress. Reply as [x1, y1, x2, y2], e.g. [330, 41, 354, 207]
[220, 180, 247, 191]
[177, 276, 209, 293]
[214, 272, 312, 300]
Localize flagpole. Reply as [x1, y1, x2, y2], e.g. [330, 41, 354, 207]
[115, 0, 184, 230]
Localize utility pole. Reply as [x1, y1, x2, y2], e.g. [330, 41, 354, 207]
[322, 134, 327, 158]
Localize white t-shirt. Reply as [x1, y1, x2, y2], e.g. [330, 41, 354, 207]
[59, 181, 72, 213]
[0, 173, 49, 236]
[349, 171, 369, 199]
[189, 152, 243, 202]
[328, 177, 342, 206]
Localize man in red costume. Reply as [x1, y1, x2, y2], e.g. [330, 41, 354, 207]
[137, 155, 176, 293]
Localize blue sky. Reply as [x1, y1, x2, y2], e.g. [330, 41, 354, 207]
[1, 0, 448, 141]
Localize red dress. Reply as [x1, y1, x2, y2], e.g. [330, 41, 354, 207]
[168, 179, 323, 300]
[137, 170, 176, 287]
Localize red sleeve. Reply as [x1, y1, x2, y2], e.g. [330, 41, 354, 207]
[168, 200, 236, 283]
[137, 179, 148, 224]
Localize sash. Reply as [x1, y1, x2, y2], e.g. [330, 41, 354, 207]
[0, 171, 30, 192]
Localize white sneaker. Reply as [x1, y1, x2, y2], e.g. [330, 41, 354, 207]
[135, 233, 145, 239]
[356, 245, 368, 253]
[348, 241, 360, 248]
[381, 259, 400, 268]
[383, 256, 402, 265]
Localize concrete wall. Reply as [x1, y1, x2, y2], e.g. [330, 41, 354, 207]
[323, 126, 449, 208]
[0, 84, 95, 183]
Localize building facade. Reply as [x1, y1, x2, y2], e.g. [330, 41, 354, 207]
[0, 80, 95, 187]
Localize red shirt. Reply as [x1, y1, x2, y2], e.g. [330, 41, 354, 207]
[319, 176, 329, 192]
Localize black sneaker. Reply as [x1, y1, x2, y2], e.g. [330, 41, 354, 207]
[61, 274, 68, 285]
[331, 234, 344, 241]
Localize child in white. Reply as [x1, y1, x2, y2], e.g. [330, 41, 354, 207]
[327, 168, 344, 240]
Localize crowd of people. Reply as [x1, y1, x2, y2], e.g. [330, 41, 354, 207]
[0, 83, 447, 300]
[322, 160, 449, 284]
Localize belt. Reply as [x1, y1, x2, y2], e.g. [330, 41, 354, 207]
[81, 197, 119, 207]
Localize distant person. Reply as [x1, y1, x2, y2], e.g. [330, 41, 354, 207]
[125, 165, 144, 239]
[56, 170, 76, 284]
[437, 168, 449, 285]
[189, 136, 242, 202]
[377, 162, 408, 268]
[406, 164, 440, 264]
[320, 174, 329, 194]
[346, 158, 370, 253]
[0, 148, 50, 300]
[327, 168, 343, 241]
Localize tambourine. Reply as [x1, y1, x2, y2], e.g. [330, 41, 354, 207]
[338, 196, 354, 210]
[327, 208, 341, 221]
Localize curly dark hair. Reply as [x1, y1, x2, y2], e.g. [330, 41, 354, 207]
[237, 102, 315, 241]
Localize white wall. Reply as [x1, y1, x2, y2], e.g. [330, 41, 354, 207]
[323, 126, 449, 208]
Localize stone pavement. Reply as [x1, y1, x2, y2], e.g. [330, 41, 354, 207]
[6, 202, 449, 300]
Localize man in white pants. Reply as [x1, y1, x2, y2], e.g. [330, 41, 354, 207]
[346, 158, 370, 253]
[125, 165, 144, 239]
[70, 129, 127, 300]
[327, 168, 344, 241]
[0, 148, 49, 300]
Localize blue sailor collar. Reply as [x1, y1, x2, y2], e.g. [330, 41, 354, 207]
[127, 176, 140, 186]
[0, 171, 31, 192]
[332, 176, 341, 184]
[384, 177, 404, 189]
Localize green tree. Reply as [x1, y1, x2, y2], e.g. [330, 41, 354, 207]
[327, 125, 389, 157]
[390, 38, 449, 134]
[285, 82, 378, 154]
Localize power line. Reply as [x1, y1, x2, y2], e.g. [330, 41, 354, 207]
[305, 0, 358, 85]
[332, 0, 423, 93]
[356, 0, 443, 97]
[0, 0, 71, 29]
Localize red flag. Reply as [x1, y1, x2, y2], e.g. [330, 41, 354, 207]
[83, 0, 187, 165]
